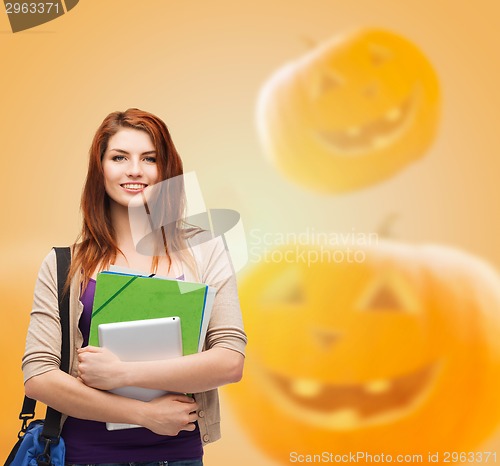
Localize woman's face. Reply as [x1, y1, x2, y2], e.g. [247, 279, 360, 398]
[102, 128, 159, 209]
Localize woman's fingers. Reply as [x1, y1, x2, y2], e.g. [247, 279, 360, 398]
[77, 345, 102, 354]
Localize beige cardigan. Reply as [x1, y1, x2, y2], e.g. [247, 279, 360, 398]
[22, 233, 247, 445]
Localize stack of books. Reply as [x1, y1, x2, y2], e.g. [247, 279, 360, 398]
[87, 267, 215, 430]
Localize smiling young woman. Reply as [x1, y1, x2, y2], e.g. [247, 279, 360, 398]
[73, 109, 187, 284]
[22, 108, 247, 466]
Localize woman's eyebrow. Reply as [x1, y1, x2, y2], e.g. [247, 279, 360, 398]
[108, 148, 128, 154]
[109, 148, 157, 155]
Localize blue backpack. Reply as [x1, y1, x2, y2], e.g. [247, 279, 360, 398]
[8, 421, 66, 466]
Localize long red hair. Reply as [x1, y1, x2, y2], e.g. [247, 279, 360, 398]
[68, 108, 192, 288]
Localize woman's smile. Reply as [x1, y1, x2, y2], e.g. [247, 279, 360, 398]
[120, 182, 149, 193]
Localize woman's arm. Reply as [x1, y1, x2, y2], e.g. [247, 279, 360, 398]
[25, 369, 199, 436]
[78, 346, 243, 393]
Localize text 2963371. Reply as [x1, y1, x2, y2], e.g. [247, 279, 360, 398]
[5, 2, 60, 14]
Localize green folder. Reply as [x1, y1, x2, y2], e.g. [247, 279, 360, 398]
[88, 272, 208, 355]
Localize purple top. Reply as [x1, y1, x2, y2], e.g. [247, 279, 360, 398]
[62, 278, 203, 463]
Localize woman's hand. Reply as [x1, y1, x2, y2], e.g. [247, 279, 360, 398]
[77, 346, 125, 390]
[140, 393, 199, 436]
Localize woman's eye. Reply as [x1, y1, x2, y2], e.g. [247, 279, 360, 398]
[144, 157, 157, 163]
[112, 155, 126, 162]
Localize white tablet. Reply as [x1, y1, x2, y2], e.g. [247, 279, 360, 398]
[98, 316, 183, 430]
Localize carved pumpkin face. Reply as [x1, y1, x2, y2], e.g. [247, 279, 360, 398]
[257, 28, 440, 193]
[227, 243, 500, 462]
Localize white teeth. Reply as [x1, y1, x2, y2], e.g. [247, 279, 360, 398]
[122, 184, 145, 189]
[291, 378, 322, 398]
[386, 107, 402, 122]
[328, 409, 360, 428]
[364, 379, 391, 394]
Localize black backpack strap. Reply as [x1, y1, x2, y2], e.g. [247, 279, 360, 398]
[53, 247, 71, 375]
[39, 247, 72, 445]
[17, 396, 36, 435]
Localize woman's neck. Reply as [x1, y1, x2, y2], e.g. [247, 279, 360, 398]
[108, 200, 174, 276]
[109, 201, 136, 252]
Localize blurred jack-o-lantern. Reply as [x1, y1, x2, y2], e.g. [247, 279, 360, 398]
[227, 242, 500, 463]
[257, 28, 440, 193]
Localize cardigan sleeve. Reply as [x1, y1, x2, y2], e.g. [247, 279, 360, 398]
[22, 249, 63, 383]
[191, 233, 247, 356]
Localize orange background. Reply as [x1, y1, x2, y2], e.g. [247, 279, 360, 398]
[1, 1, 500, 464]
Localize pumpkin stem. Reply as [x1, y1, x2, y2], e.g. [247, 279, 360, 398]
[301, 36, 317, 49]
[377, 213, 399, 238]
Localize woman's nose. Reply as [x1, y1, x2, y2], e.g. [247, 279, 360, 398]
[126, 159, 143, 177]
